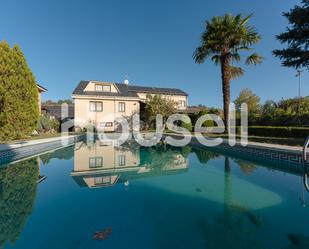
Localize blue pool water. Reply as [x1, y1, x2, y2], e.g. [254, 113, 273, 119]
[1, 140, 309, 249]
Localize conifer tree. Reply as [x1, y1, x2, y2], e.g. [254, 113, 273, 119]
[273, 0, 309, 70]
[0, 41, 39, 140]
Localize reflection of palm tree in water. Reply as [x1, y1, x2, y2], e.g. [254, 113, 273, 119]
[197, 156, 263, 249]
[223, 156, 263, 227]
[223, 157, 232, 229]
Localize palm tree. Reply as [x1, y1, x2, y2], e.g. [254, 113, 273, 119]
[193, 14, 263, 131]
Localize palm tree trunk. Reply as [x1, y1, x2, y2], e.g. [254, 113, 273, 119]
[220, 55, 231, 133]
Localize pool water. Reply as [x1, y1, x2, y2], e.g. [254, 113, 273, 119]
[1, 140, 309, 249]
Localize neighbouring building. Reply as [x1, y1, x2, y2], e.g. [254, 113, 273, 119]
[72, 80, 188, 131]
[185, 106, 206, 114]
[41, 103, 74, 121]
[37, 84, 47, 114]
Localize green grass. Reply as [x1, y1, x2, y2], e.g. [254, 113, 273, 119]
[202, 134, 305, 146]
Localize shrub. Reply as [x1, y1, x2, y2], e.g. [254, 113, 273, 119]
[246, 126, 309, 138]
[189, 109, 217, 131]
[145, 94, 176, 124]
[0, 41, 39, 141]
[180, 115, 193, 132]
[36, 114, 59, 133]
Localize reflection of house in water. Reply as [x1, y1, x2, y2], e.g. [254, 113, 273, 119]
[71, 140, 189, 188]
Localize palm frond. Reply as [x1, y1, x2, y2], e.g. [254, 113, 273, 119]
[241, 13, 254, 26]
[229, 66, 244, 79]
[237, 46, 252, 51]
[246, 53, 263, 65]
[211, 55, 221, 65]
[193, 46, 210, 63]
[231, 53, 241, 62]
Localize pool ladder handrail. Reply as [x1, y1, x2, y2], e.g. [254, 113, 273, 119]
[302, 135, 309, 192]
[303, 135, 309, 163]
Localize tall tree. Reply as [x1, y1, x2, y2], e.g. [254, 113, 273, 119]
[234, 88, 261, 123]
[193, 14, 262, 131]
[261, 100, 278, 118]
[273, 0, 309, 70]
[144, 94, 176, 128]
[0, 41, 39, 140]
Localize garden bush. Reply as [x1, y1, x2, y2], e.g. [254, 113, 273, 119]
[36, 114, 59, 133]
[246, 126, 309, 138]
[180, 116, 193, 132]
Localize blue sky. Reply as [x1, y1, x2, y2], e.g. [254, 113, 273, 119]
[0, 0, 308, 107]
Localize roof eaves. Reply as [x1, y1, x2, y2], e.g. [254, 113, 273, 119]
[37, 84, 48, 92]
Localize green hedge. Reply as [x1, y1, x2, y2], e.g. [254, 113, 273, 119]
[246, 126, 309, 138]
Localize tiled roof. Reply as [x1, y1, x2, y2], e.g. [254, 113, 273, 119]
[184, 106, 206, 114]
[72, 81, 139, 98]
[72, 80, 188, 98]
[128, 85, 188, 96]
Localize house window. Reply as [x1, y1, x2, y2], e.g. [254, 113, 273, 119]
[103, 85, 111, 92]
[95, 84, 111, 92]
[100, 122, 113, 127]
[89, 101, 103, 112]
[89, 157, 103, 168]
[94, 176, 111, 185]
[95, 84, 103, 91]
[119, 102, 126, 112]
[100, 141, 113, 146]
[178, 100, 186, 108]
[118, 155, 126, 166]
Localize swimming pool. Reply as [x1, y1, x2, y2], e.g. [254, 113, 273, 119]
[1, 139, 309, 249]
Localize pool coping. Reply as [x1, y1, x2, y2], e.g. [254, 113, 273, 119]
[2, 133, 303, 153]
[0, 136, 76, 152]
[1, 132, 308, 167]
[163, 133, 309, 168]
[0, 134, 84, 165]
[163, 132, 306, 153]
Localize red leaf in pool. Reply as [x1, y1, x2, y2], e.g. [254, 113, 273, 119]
[93, 227, 112, 240]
